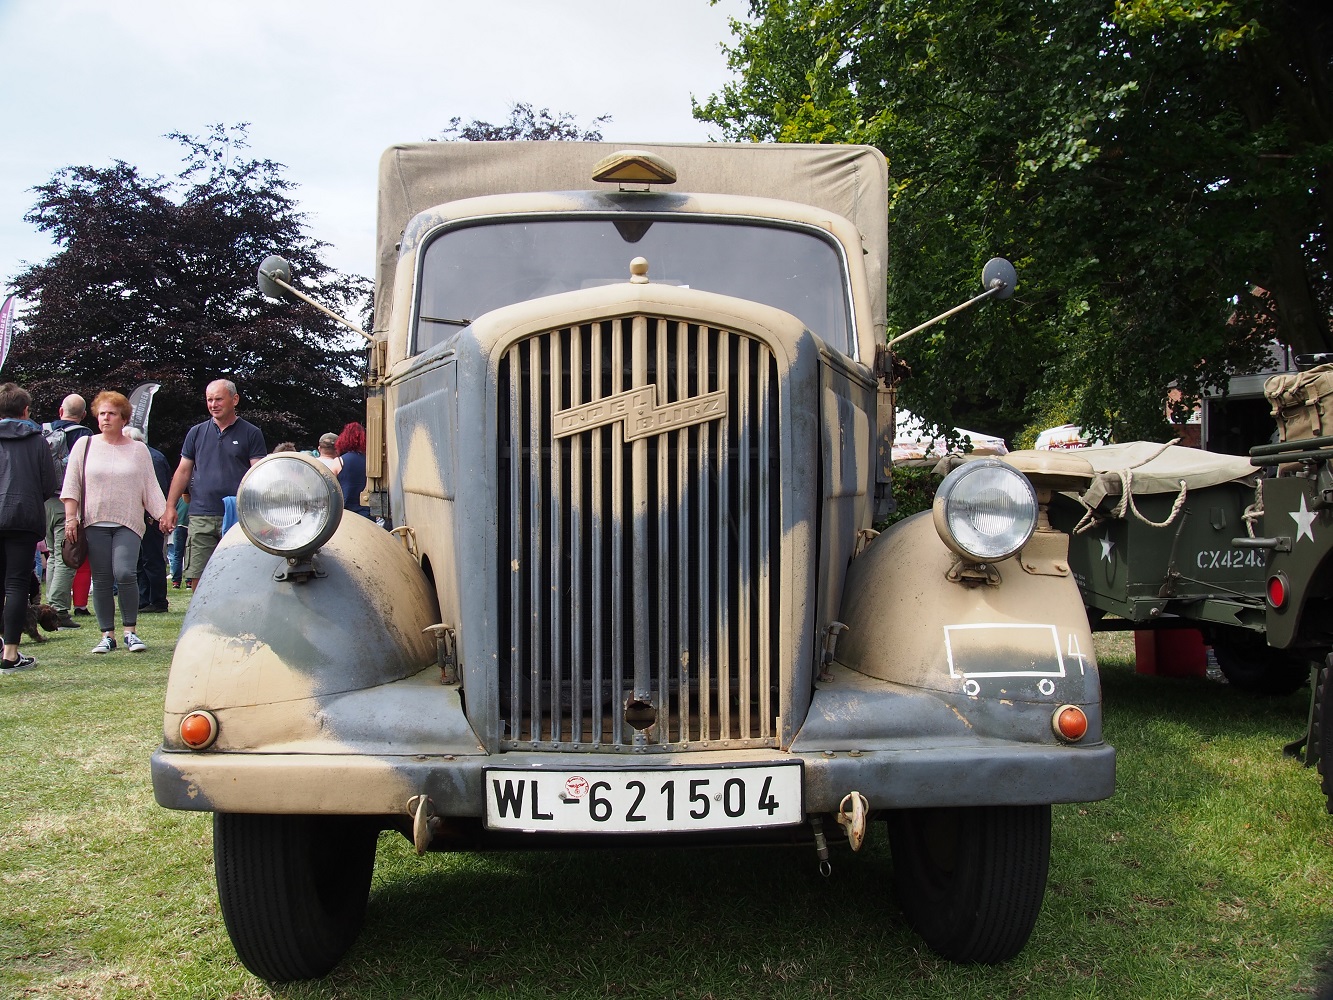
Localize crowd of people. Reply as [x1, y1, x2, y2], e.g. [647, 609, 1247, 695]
[0, 376, 374, 674]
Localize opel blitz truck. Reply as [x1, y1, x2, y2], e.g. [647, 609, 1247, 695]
[151, 141, 1115, 981]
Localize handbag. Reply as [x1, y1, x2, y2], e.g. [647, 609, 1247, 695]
[61, 438, 89, 569]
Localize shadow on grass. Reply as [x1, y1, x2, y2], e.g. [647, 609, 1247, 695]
[1042, 659, 1325, 989]
[330, 838, 915, 998]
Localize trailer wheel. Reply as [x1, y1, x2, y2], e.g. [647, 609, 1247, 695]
[1210, 636, 1310, 696]
[214, 813, 377, 982]
[1316, 663, 1333, 814]
[887, 804, 1050, 964]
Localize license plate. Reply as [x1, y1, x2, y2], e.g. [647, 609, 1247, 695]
[484, 763, 803, 833]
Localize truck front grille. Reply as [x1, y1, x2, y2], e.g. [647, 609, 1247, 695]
[497, 315, 783, 751]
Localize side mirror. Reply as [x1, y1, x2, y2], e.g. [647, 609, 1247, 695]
[254, 254, 373, 345]
[981, 257, 1016, 301]
[257, 255, 295, 301]
[886, 256, 1018, 350]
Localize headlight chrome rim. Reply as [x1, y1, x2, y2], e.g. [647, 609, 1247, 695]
[236, 454, 344, 558]
[932, 458, 1038, 562]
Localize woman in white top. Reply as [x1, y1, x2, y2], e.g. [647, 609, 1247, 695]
[61, 391, 167, 654]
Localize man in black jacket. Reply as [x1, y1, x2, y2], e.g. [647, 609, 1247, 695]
[0, 383, 59, 673]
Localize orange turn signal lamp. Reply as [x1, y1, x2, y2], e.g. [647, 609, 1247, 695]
[1052, 704, 1089, 742]
[180, 710, 219, 750]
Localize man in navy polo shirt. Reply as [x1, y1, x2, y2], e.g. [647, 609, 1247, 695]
[160, 380, 266, 586]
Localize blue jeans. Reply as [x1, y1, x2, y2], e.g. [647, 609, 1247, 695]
[168, 525, 187, 584]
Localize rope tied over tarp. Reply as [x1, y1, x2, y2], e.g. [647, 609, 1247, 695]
[1073, 439, 1187, 534]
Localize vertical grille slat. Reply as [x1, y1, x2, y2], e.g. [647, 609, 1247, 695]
[715, 330, 731, 741]
[737, 341, 752, 740]
[757, 346, 773, 738]
[590, 322, 606, 743]
[548, 332, 563, 742]
[630, 316, 651, 715]
[675, 326, 691, 743]
[609, 323, 625, 747]
[528, 339, 544, 742]
[498, 315, 783, 752]
[655, 320, 672, 742]
[507, 343, 524, 739]
[569, 329, 584, 742]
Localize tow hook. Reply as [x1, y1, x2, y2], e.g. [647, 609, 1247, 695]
[422, 624, 459, 684]
[406, 794, 439, 855]
[836, 791, 870, 851]
[819, 622, 848, 682]
[810, 816, 832, 877]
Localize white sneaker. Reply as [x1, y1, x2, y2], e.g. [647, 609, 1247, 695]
[92, 635, 116, 654]
[124, 632, 147, 653]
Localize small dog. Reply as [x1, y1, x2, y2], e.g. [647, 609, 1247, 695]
[25, 602, 59, 643]
[24, 572, 59, 643]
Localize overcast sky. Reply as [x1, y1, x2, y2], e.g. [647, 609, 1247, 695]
[0, 0, 748, 293]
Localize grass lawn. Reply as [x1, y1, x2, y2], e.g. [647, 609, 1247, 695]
[2, 602, 1330, 998]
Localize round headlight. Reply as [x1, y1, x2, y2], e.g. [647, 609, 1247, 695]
[236, 454, 343, 558]
[932, 458, 1038, 562]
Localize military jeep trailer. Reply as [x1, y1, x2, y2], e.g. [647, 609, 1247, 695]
[151, 142, 1116, 982]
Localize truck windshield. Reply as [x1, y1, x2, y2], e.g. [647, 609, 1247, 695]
[414, 216, 852, 355]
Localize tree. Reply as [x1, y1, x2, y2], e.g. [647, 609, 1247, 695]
[696, 0, 1332, 442]
[437, 102, 611, 142]
[7, 124, 369, 457]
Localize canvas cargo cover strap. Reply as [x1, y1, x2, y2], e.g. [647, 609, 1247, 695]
[1075, 442, 1257, 512]
[376, 141, 888, 336]
[1265, 364, 1333, 442]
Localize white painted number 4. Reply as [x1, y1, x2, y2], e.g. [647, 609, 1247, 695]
[1066, 634, 1089, 674]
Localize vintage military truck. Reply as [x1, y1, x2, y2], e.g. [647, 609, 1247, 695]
[151, 141, 1115, 981]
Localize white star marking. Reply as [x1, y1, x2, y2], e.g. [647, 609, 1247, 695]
[1291, 494, 1317, 543]
[1099, 536, 1115, 562]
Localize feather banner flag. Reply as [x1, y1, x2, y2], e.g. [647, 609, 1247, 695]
[0, 295, 15, 373]
[128, 382, 161, 439]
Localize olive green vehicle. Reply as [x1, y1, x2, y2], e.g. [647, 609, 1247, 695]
[151, 142, 1115, 981]
[1243, 360, 1333, 810]
[1046, 443, 1313, 695]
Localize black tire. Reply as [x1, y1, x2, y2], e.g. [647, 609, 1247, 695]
[1316, 664, 1333, 814]
[1210, 637, 1310, 696]
[887, 804, 1051, 964]
[213, 813, 377, 982]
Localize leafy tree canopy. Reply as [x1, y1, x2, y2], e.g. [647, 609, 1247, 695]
[7, 124, 369, 458]
[696, 0, 1332, 442]
[438, 102, 611, 142]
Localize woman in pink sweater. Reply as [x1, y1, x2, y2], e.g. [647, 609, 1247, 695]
[61, 391, 167, 654]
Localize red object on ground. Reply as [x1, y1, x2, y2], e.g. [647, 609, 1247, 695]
[1134, 629, 1208, 678]
[72, 558, 91, 608]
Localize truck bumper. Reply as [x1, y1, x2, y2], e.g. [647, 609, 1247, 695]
[152, 741, 1115, 817]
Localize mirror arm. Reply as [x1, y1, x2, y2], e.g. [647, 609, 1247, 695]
[259, 266, 374, 344]
[886, 280, 1008, 349]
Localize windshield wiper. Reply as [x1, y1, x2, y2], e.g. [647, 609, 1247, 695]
[421, 315, 471, 327]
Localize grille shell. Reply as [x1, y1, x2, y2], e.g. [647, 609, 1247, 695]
[497, 315, 784, 752]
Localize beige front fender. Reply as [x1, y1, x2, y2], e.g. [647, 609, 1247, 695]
[836, 512, 1099, 709]
[162, 513, 446, 745]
